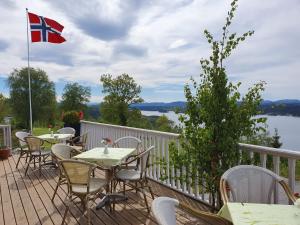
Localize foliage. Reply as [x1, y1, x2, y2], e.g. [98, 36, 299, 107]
[62, 111, 80, 125]
[0, 93, 10, 122]
[127, 109, 153, 129]
[271, 128, 282, 148]
[167, 0, 266, 209]
[100, 74, 143, 126]
[155, 115, 175, 132]
[7, 67, 56, 129]
[60, 82, 91, 112]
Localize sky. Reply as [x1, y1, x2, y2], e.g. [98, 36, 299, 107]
[0, 0, 299, 103]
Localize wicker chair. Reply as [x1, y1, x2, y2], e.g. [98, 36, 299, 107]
[151, 197, 232, 225]
[112, 136, 142, 150]
[15, 131, 30, 168]
[60, 159, 109, 225]
[68, 132, 88, 152]
[24, 136, 51, 175]
[220, 165, 297, 204]
[51, 144, 82, 201]
[114, 146, 155, 212]
[113, 136, 142, 169]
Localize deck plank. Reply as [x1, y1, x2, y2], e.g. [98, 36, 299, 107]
[1, 155, 210, 225]
[4, 158, 28, 225]
[0, 159, 17, 225]
[8, 157, 42, 225]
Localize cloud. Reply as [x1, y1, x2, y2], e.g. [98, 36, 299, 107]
[0, 0, 300, 102]
[169, 39, 188, 49]
[48, 0, 144, 41]
[113, 43, 147, 58]
[0, 40, 9, 51]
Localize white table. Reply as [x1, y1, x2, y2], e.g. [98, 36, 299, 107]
[38, 133, 74, 143]
[73, 147, 136, 167]
[74, 147, 136, 209]
[218, 202, 300, 225]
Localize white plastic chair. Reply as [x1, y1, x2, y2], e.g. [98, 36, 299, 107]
[220, 165, 296, 204]
[57, 127, 75, 135]
[152, 197, 233, 225]
[152, 197, 179, 225]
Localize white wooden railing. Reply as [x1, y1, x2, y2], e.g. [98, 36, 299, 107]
[80, 120, 300, 205]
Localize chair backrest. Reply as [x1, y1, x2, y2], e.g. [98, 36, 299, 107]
[113, 136, 142, 152]
[15, 131, 30, 147]
[24, 136, 44, 152]
[220, 165, 283, 204]
[138, 146, 154, 177]
[57, 127, 75, 135]
[51, 144, 76, 160]
[152, 197, 179, 225]
[60, 159, 95, 187]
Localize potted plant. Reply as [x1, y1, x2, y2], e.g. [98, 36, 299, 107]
[62, 111, 81, 137]
[0, 145, 11, 160]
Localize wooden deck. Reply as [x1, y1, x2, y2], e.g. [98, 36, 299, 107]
[0, 154, 210, 225]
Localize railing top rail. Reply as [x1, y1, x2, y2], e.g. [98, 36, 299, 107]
[239, 143, 300, 159]
[80, 120, 180, 138]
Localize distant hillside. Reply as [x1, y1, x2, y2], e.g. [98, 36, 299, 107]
[129, 100, 300, 117]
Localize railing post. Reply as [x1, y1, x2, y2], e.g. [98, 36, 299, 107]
[260, 153, 267, 168]
[288, 158, 296, 204]
[273, 156, 280, 204]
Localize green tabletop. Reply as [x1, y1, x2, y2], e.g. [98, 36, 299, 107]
[38, 133, 73, 141]
[218, 202, 300, 225]
[73, 147, 136, 167]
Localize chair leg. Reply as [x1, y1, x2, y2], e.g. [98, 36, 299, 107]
[39, 156, 42, 176]
[52, 176, 62, 201]
[16, 151, 23, 169]
[123, 181, 126, 196]
[146, 179, 155, 199]
[25, 156, 33, 176]
[61, 205, 69, 225]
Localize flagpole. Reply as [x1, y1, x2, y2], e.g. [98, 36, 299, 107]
[26, 8, 33, 134]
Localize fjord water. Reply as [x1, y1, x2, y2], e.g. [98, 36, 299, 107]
[142, 111, 300, 151]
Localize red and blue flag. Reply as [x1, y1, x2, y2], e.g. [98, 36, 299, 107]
[28, 12, 66, 44]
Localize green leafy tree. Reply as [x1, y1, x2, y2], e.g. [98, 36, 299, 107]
[8, 67, 56, 128]
[271, 128, 282, 148]
[127, 109, 152, 129]
[60, 82, 91, 112]
[100, 74, 143, 126]
[155, 115, 174, 132]
[168, 0, 266, 209]
[0, 93, 10, 122]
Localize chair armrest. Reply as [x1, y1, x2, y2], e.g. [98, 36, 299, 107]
[279, 180, 297, 203]
[179, 203, 233, 225]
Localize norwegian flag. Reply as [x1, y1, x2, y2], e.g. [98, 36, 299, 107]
[28, 12, 66, 44]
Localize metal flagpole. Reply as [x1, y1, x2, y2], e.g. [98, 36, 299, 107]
[26, 8, 33, 134]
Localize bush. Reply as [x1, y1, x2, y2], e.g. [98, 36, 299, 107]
[62, 111, 80, 125]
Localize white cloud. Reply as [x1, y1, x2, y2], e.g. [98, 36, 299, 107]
[0, 0, 299, 101]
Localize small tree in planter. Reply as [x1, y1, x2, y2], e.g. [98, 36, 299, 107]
[62, 111, 81, 137]
[0, 145, 11, 160]
[167, 0, 266, 210]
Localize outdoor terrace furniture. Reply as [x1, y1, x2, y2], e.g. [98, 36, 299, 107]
[73, 146, 137, 209]
[112, 136, 142, 169]
[38, 133, 74, 144]
[114, 145, 155, 212]
[57, 127, 76, 135]
[51, 143, 82, 201]
[218, 202, 300, 225]
[152, 196, 232, 225]
[60, 159, 109, 225]
[68, 132, 88, 152]
[220, 165, 297, 204]
[15, 131, 30, 168]
[24, 136, 51, 175]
